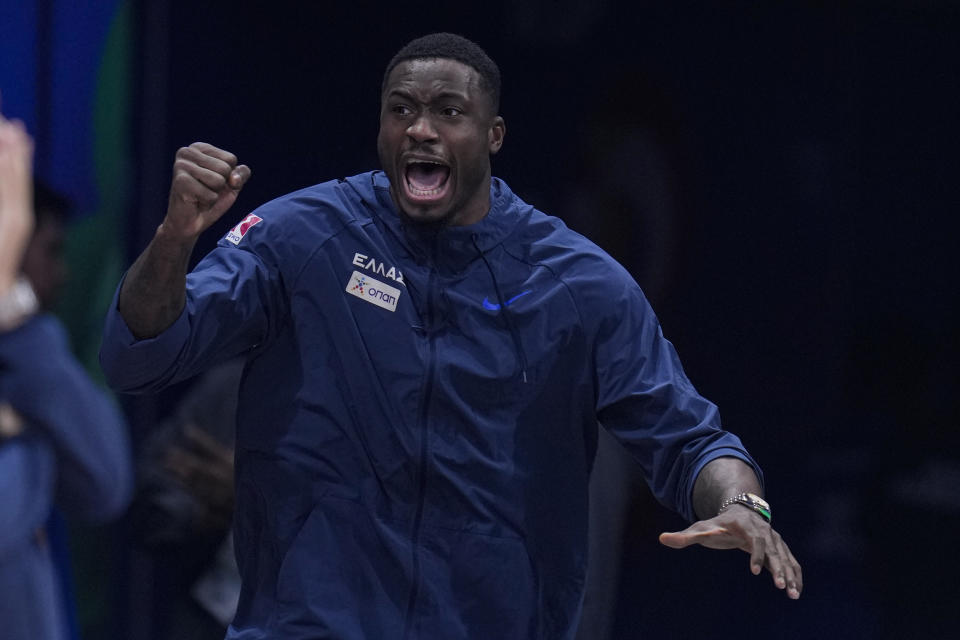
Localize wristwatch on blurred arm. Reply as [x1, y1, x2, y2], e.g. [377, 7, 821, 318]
[0, 403, 25, 442]
[0, 276, 38, 333]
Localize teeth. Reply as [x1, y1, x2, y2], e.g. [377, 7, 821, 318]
[405, 160, 448, 197]
[407, 184, 444, 196]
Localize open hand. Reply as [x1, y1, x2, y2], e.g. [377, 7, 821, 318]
[659, 505, 803, 599]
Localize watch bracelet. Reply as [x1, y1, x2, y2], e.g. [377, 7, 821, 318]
[719, 492, 772, 523]
[0, 276, 38, 332]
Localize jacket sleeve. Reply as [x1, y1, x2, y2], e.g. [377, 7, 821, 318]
[583, 263, 763, 523]
[0, 434, 56, 556]
[0, 315, 132, 523]
[99, 234, 284, 395]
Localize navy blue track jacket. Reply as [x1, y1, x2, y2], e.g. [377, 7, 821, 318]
[2, 315, 132, 640]
[100, 171, 761, 639]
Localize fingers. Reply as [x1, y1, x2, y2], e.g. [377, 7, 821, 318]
[766, 530, 803, 599]
[182, 142, 251, 189]
[182, 423, 235, 465]
[0, 117, 34, 183]
[164, 444, 203, 480]
[177, 143, 250, 188]
[659, 521, 713, 549]
[662, 511, 804, 600]
[164, 443, 235, 531]
[787, 546, 803, 598]
[230, 163, 251, 189]
[164, 141, 251, 238]
[749, 535, 765, 575]
[659, 521, 743, 551]
[707, 507, 803, 599]
[172, 143, 239, 196]
[0, 116, 35, 287]
[749, 526, 803, 599]
[0, 100, 36, 173]
[188, 141, 239, 168]
[658, 530, 695, 549]
[0, 116, 35, 172]
[165, 445, 226, 490]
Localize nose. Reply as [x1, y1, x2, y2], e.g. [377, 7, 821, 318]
[406, 113, 438, 143]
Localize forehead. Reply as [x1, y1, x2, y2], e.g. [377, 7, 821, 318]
[383, 58, 483, 100]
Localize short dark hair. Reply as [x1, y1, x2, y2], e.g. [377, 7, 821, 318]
[382, 32, 501, 113]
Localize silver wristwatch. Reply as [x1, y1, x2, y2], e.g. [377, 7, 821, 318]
[0, 276, 38, 332]
[719, 492, 771, 523]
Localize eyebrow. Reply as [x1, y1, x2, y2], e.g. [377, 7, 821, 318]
[433, 90, 469, 101]
[385, 88, 470, 103]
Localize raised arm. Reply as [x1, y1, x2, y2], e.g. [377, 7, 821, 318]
[0, 111, 34, 311]
[0, 109, 131, 524]
[118, 142, 250, 339]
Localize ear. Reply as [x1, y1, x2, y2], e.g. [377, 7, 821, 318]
[488, 116, 506, 155]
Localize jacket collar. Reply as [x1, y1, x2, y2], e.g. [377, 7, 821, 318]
[363, 171, 523, 273]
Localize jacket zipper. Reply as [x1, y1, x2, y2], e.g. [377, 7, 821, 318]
[401, 260, 437, 640]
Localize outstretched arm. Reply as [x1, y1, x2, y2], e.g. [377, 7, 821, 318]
[118, 142, 250, 339]
[659, 456, 803, 599]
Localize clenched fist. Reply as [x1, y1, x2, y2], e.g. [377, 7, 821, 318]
[162, 142, 251, 241]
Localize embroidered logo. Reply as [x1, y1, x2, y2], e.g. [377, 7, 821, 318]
[225, 214, 263, 245]
[345, 270, 401, 312]
[482, 290, 532, 311]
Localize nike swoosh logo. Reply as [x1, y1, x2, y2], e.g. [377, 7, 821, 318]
[482, 290, 532, 311]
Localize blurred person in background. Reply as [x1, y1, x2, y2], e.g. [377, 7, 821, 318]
[21, 181, 69, 313]
[129, 358, 243, 640]
[0, 107, 132, 640]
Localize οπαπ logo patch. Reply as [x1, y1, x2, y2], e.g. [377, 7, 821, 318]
[345, 270, 400, 312]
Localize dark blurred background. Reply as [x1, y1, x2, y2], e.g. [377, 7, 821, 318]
[2, 0, 958, 638]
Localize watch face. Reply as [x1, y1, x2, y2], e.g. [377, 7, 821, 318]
[746, 493, 770, 509]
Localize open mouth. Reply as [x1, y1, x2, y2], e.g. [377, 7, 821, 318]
[404, 161, 451, 201]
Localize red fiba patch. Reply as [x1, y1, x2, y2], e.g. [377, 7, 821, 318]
[225, 214, 263, 245]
